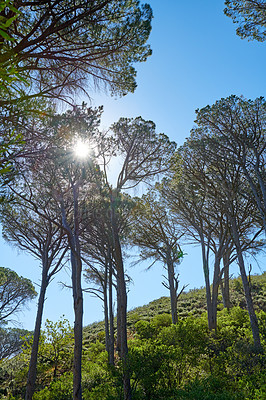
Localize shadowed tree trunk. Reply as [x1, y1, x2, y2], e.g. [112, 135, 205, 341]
[210, 251, 222, 332]
[230, 214, 262, 352]
[25, 268, 49, 400]
[60, 182, 84, 400]
[164, 246, 187, 325]
[199, 234, 215, 330]
[103, 262, 110, 355]
[108, 256, 115, 366]
[221, 250, 231, 310]
[166, 252, 178, 325]
[110, 194, 131, 400]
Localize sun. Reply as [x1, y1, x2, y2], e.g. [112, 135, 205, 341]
[73, 139, 91, 159]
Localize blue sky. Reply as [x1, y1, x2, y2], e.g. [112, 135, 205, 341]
[2, 0, 266, 331]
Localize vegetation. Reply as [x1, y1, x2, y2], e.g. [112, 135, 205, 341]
[0, 0, 153, 104]
[0, 266, 37, 324]
[0, 273, 265, 400]
[224, 0, 266, 41]
[0, 1, 265, 400]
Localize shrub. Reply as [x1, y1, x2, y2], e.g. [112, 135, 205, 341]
[175, 377, 243, 400]
[33, 372, 72, 400]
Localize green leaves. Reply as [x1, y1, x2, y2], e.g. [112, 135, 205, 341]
[0, 266, 37, 324]
[224, 0, 266, 41]
[0, 0, 20, 38]
[0, 0, 153, 101]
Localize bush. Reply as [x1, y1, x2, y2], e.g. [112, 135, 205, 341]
[175, 377, 243, 400]
[33, 373, 72, 400]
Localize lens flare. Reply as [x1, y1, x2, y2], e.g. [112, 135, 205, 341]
[74, 139, 90, 159]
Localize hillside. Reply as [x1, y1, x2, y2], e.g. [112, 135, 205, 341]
[1, 272, 265, 400]
[83, 271, 266, 342]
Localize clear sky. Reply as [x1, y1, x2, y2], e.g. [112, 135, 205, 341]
[2, 0, 266, 331]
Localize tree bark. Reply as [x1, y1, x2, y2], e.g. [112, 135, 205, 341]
[221, 251, 231, 310]
[108, 258, 115, 366]
[71, 250, 83, 400]
[230, 215, 262, 352]
[200, 236, 214, 330]
[25, 266, 49, 400]
[72, 183, 83, 400]
[110, 194, 131, 400]
[166, 248, 178, 324]
[60, 183, 84, 400]
[103, 262, 110, 355]
[210, 254, 221, 332]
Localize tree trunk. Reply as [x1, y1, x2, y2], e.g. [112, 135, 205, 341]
[104, 292, 110, 354]
[230, 215, 262, 351]
[166, 249, 178, 324]
[71, 250, 83, 400]
[72, 183, 83, 400]
[60, 184, 84, 400]
[210, 254, 221, 332]
[25, 266, 49, 400]
[221, 251, 231, 310]
[116, 283, 122, 356]
[117, 272, 131, 400]
[200, 236, 214, 330]
[110, 194, 131, 400]
[108, 258, 115, 366]
[103, 262, 110, 355]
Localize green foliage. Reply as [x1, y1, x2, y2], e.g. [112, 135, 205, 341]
[82, 341, 122, 399]
[217, 306, 250, 336]
[127, 273, 266, 328]
[134, 320, 157, 340]
[1, 275, 266, 399]
[0, 266, 37, 324]
[131, 316, 209, 399]
[134, 313, 172, 339]
[0, 0, 153, 102]
[32, 373, 72, 400]
[0, 327, 29, 360]
[224, 0, 266, 42]
[0, 317, 75, 399]
[24, 318, 74, 386]
[0, 1, 21, 83]
[176, 376, 243, 400]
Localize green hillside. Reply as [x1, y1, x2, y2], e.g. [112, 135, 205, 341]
[1, 273, 265, 400]
[83, 272, 266, 343]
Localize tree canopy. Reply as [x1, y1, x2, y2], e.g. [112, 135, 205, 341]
[0, 266, 37, 324]
[0, 0, 153, 106]
[224, 0, 266, 41]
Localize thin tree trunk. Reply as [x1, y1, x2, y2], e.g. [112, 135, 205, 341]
[116, 283, 122, 356]
[110, 194, 131, 400]
[200, 236, 214, 330]
[230, 215, 262, 351]
[108, 257, 115, 366]
[210, 254, 221, 332]
[71, 249, 83, 400]
[116, 269, 131, 400]
[60, 184, 84, 400]
[166, 249, 178, 324]
[221, 251, 231, 310]
[25, 266, 49, 400]
[103, 263, 110, 354]
[72, 183, 83, 400]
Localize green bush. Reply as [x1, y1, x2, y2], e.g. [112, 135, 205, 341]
[175, 377, 243, 400]
[33, 373, 72, 400]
